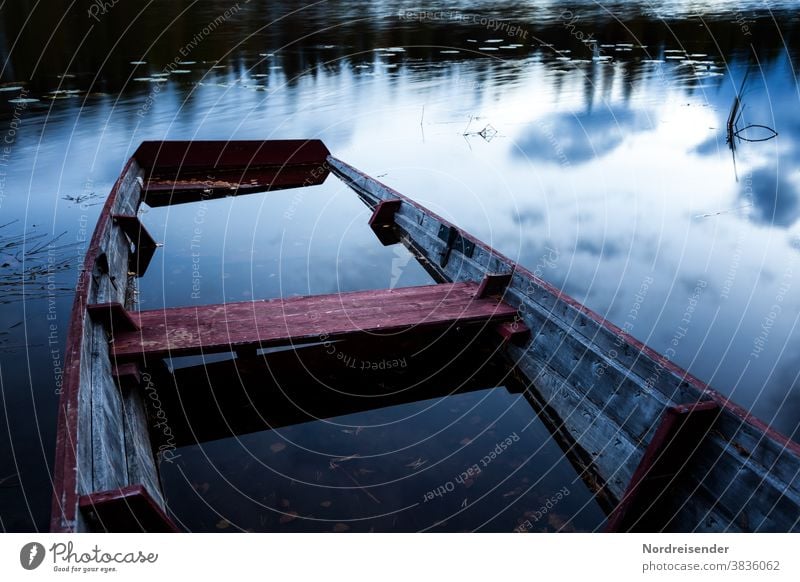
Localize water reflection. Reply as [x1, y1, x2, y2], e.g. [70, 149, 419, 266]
[162, 387, 607, 532]
[1, 0, 799, 530]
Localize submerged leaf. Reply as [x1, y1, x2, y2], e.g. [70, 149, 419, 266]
[279, 511, 299, 524]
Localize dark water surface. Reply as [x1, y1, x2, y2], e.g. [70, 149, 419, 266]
[1, 0, 799, 531]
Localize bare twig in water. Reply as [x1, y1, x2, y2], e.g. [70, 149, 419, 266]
[462, 117, 499, 142]
[332, 464, 381, 504]
[726, 69, 750, 151]
[694, 203, 753, 219]
[62, 192, 102, 206]
[735, 124, 779, 142]
[0, 473, 20, 489]
[0, 221, 76, 303]
[726, 68, 778, 181]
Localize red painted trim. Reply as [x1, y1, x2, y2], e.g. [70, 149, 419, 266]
[476, 273, 514, 299]
[79, 484, 180, 533]
[368, 199, 402, 228]
[133, 140, 330, 172]
[605, 401, 719, 531]
[110, 282, 518, 361]
[87, 302, 140, 332]
[328, 156, 800, 458]
[112, 214, 156, 250]
[495, 321, 531, 346]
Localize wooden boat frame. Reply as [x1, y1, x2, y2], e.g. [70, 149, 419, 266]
[51, 140, 800, 533]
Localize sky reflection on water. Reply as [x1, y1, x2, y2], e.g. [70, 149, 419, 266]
[0, 0, 798, 530]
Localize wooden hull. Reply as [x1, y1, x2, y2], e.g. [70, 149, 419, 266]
[50, 140, 800, 532]
[328, 156, 800, 532]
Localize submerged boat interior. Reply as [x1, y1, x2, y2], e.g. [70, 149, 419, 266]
[51, 140, 800, 533]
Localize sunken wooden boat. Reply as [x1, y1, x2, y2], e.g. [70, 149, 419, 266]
[51, 140, 800, 533]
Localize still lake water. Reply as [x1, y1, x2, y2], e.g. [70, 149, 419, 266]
[1, 0, 799, 531]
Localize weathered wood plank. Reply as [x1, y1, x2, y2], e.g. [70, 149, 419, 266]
[686, 436, 800, 532]
[135, 139, 330, 171]
[136, 140, 331, 207]
[663, 481, 741, 532]
[121, 384, 164, 508]
[89, 202, 138, 495]
[111, 282, 518, 360]
[144, 167, 329, 207]
[89, 322, 129, 493]
[508, 344, 642, 500]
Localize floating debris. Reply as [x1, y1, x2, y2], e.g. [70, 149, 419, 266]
[130, 61, 147, 65]
[0, 86, 24, 92]
[279, 511, 299, 524]
[7, 97, 39, 103]
[405, 458, 427, 469]
[62, 192, 102, 206]
[463, 116, 500, 142]
[694, 204, 752, 219]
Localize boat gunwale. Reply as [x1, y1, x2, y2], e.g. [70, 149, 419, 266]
[326, 154, 800, 460]
[50, 156, 140, 533]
